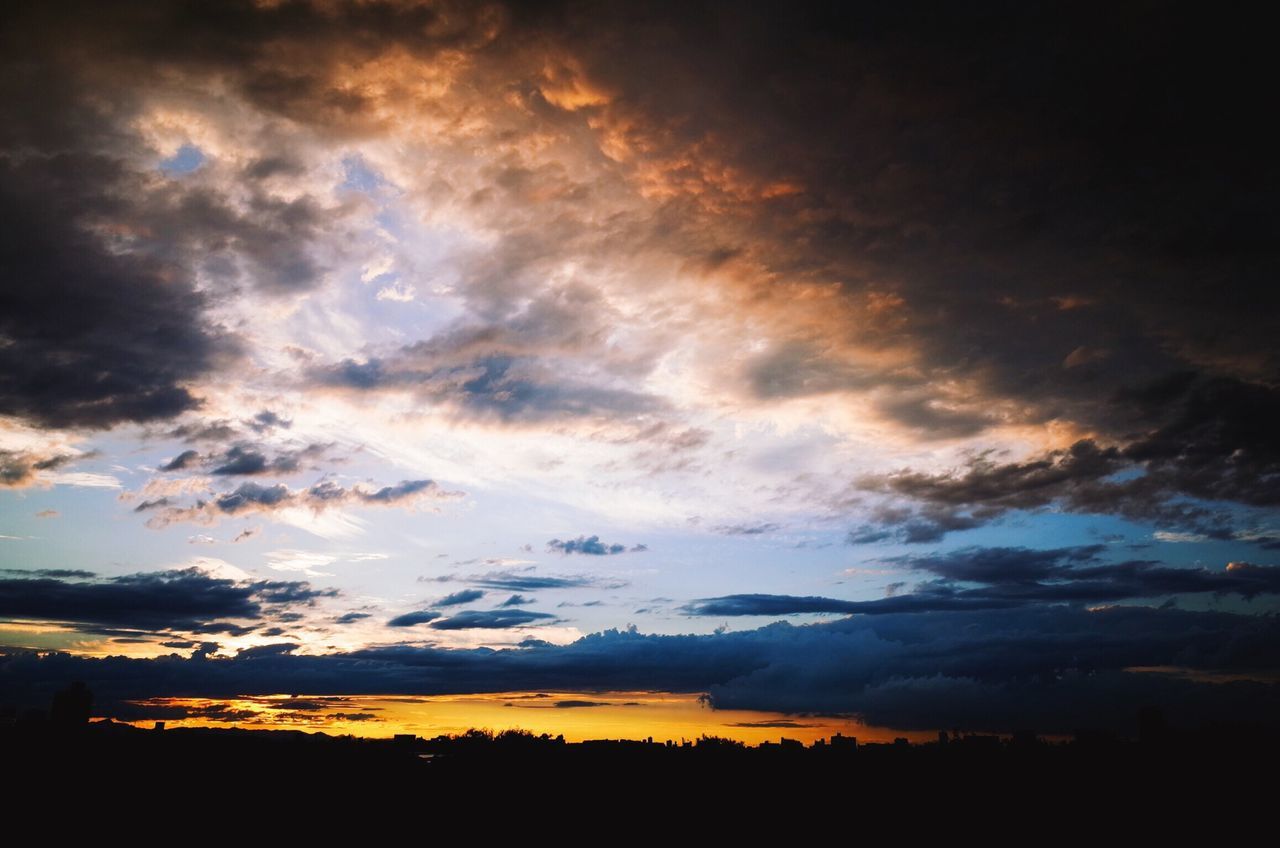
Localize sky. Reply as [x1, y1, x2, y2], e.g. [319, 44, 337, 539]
[2, 0, 1278, 739]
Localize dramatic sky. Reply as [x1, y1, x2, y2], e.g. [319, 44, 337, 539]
[2, 0, 1278, 737]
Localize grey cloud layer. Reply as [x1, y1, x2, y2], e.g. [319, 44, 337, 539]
[687, 549, 1280, 616]
[5, 605, 1279, 734]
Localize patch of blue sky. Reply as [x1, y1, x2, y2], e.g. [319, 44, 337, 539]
[159, 143, 205, 174]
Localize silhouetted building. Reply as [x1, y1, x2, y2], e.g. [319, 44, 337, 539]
[829, 732, 857, 750]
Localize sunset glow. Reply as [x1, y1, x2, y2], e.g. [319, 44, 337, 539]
[2, 1, 1278, 746]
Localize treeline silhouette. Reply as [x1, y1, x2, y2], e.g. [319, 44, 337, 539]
[4, 683, 1277, 797]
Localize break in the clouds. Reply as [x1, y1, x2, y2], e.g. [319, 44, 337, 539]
[2, 1, 1278, 737]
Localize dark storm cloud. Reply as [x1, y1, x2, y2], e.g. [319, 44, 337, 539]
[532, 3, 1277, 517]
[0, 0, 506, 430]
[429, 610, 557, 630]
[0, 568, 333, 633]
[856, 379, 1280, 540]
[0, 149, 234, 428]
[4, 605, 1280, 733]
[686, 552, 1280, 617]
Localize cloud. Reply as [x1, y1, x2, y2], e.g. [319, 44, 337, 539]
[429, 610, 557, 630]
[432, 589, 485, 607]
[499, 594, 534, 607]
[0, 568, 334, 634]
[712, 523, 781, 536]
[5, 605, 1280, 734]
[546, 535, 641, 556]
[159, 450, 201, 472]
[725, 720, 818, 728]
[143, 478, 463, 527]
[0, 450, 78, 488]
[0, 568, 96, 579]
[687, 552, 1280, 616]
[158, 443, 332, 477]
[312, 351, 661, 426]
[386, 610, 441, 628]
[459, 569, 628, 592]
[248, 410, 291, 432]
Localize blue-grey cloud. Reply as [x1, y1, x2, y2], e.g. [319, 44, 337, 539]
[687, 554, 1280, 617]
[433, 589, 485, 607]
[461, 570, 627, 592]
[159, 450, 200, 472]
[5, 605, 1280, 734]
[429, 610, 557, 630]
[547, 535, 642, 556]
[713, 523, 781, 536]
[386, 610, 441, 628]
[0, 568, 333, 634]
[144, 478, 462, 527]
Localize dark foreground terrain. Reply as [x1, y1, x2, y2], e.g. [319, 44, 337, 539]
[6, 715, 1276, 802]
